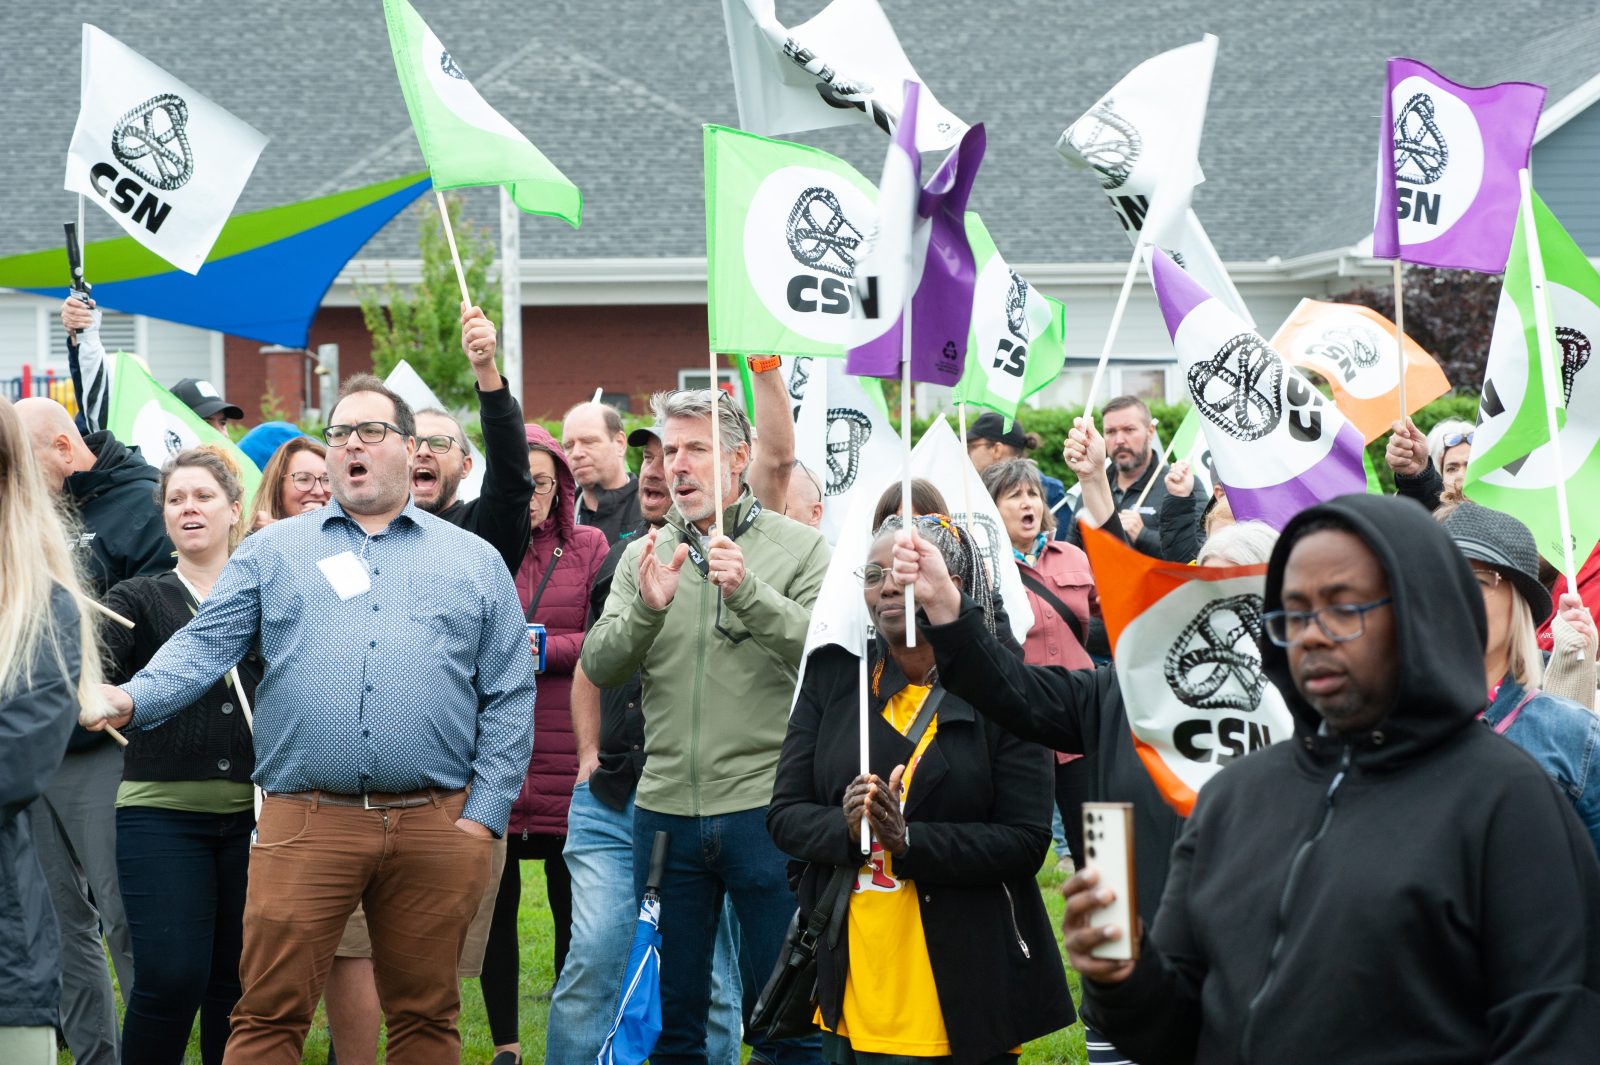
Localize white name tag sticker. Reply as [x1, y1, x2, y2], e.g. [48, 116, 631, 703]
[317, 550, 371, 600]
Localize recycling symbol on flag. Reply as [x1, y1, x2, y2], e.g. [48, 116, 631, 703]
[1188, 334, 1284, 442]
[1308, 325, 1382, 372]
[1558, 326, 1591, 405]
[787, 188, 864, 278]
[1064, 100, 1141, 191]
[1393, 92, 1449, 185]
[440, 51, 466, 79]
[824, 408, 872, 494]
[1163, 594, 1269, 712]
[113, 94, 194, 191]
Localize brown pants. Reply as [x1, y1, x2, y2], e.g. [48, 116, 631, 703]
[222, 790, 493, 1065]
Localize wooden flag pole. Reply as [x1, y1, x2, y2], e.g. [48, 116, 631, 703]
[435, 191, 473, 308]
[1082, 242, 1145, 420]
[1519, 169, 1580, 597]
[84, 598, 130, 747]
[1392, 259, 1409, 422]
[709, 351, 725, 537]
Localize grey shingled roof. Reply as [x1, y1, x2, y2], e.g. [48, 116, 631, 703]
[2, 0, 1594, 268]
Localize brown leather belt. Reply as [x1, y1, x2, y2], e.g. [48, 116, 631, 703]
[269, 787, 464, 810]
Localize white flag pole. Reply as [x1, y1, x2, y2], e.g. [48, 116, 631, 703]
[1519, 169, 1579, 593]
[1132, 422, 1172, 511]
[1392, 258, 1408, 421]
[498, 187, 523, 409]
[710, 351, 725, 537]
[956, 401, 972, 521]
[1082, 242, 1144, 418]
[435, 190, 472, 307]
[77, 195, 86, 277]
[901, 316, 916, 647]
[859, 647, 872, 856]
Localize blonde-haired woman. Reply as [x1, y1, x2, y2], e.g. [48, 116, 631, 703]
[246, 434, 329, 532]
[1441, 502, 1600, 856]
[100, 446, 259, 1065]
[0, 395, 103, 1065]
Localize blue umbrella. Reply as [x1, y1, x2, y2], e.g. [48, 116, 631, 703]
[596, 831, 670, 1065]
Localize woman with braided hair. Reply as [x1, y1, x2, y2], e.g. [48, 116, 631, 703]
[768, 514, 1074, 1064]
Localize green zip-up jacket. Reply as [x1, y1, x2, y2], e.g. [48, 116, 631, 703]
[581, 492, 829, 817]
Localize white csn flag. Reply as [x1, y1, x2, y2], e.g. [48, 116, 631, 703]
[1057, 35, 1251, 323]
[783, 355, 904, 547]
[721, 0, 967, 152]
[65, 25, 267, 274]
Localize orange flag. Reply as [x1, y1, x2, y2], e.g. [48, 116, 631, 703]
[1270, 298, 1451, 443]
[1081, 526, 1294, 816]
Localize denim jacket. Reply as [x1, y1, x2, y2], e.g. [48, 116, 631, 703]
[1486, 675, 1600, 856]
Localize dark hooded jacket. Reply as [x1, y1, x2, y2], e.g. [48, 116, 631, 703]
[1080, 494, 1600, 1065]
[67, 430, 172, 596]
[506, 425, 608, 839]
[434, 380, 536, 575]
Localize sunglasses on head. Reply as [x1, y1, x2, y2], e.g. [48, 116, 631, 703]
[1443, 432, 1473, 448]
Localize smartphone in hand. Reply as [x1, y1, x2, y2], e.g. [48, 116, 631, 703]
[1082, 802, 1138, 961]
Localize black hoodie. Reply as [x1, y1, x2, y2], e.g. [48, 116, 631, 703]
[67, 431, 172, 596]
[1082, 494, 1600, 1064]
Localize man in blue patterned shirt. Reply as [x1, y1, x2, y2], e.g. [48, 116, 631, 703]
[89, 374, 536, 1065]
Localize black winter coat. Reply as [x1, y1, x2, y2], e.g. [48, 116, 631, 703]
[923, 604, 1181, 929]
[767, 644, 1075, 1065]
[67, 431, 172, 596]
[0, 586, 82, 1028]
[433, 380, 536, 574]
[1083, 494, 1600, 1064]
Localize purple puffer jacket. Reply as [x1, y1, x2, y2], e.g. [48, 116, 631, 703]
[506, 424, 609, 840]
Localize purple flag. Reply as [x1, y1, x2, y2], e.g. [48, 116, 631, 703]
[1372, 58, 1544, 273]
[847, 81, 986, 384]
[1150, 248, 1367, 529]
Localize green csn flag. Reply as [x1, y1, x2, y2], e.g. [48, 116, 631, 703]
[950, 214, 1066, 424]
[383, 0, 581, 226]
[706, 125, 880, 359]
[106, 351, 263, 505]
[1465, 191, 1600, 565]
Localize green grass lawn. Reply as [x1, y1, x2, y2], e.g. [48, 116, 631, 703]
[83, 861, 1087, 1064]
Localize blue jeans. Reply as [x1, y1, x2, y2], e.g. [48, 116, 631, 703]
[116, 805, 252, 1065]
[547, 783, 740, 1064]
[634, 805, 822, 1065]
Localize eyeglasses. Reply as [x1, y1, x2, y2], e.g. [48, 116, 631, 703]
[419, 434, 459, 455]
[1443, 432, 1474, 448]
[287, 472, 331, 491]
[323, 421, 405, 447]
[1262, 597, 1392, 648]
[854, 563, 888, 589]
[531, 476, 557, 496]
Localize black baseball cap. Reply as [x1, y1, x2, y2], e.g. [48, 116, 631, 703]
[967, 410, 1028, 450]
[170, 378, 244, 422]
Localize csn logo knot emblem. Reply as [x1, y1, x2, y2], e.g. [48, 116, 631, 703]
[1065, 100, 1141, 191]
[1188, 334, 1284, 442]
[1558, 326, 1591, 405]
[786, 188, 863, 278]
[824, 408, 872, 494]
[1393, 92, 1449, 185]
[113, 94, 193, 191]
[1164, 594, 1268, 713]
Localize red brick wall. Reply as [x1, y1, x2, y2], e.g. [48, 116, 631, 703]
[223, 304, 707, 425]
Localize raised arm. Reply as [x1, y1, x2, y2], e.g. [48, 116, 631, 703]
[460, 303, 536, 572]
[744, 358, 795, 511]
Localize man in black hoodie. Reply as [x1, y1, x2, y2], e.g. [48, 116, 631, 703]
[16, 396, 170, 1063]
[1054, 494, 1600, 1063]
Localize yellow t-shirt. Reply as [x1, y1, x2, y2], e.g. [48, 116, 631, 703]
[823, 683, 951, 1056]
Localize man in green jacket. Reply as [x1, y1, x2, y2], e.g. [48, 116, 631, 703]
[583, 389, 829, 1065]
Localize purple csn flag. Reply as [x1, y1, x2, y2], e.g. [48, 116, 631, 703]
[1373, 58, 1544, 273]
[847, 81, 985, 384]
[1151, 248, 1367, 529]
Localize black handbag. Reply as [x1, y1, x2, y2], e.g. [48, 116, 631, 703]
[749, 686, 946, 1040]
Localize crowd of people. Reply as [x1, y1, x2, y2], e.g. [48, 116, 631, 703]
[3, 295, 1600, 1065]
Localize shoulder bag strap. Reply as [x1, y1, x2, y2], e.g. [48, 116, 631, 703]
[1017, 567, 1087, 646]
[524, 544, 564, 620]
